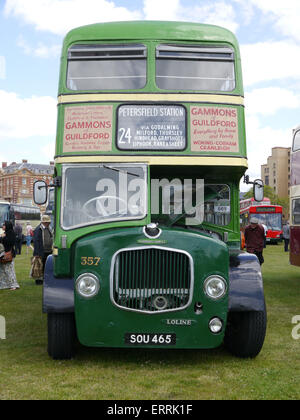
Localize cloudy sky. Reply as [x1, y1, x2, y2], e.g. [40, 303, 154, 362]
[0, 0, 300, 189]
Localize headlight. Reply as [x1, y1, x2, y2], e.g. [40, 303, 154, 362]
[209, 317, 223, 334]
[204, 275, 227, 300]
[76, 273, 100, 298]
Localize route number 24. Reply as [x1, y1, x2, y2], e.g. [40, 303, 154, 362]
[119, 128, 132, 144]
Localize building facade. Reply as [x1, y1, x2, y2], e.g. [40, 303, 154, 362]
[0, 159, 54, 206]
[261, 147, 291, 198]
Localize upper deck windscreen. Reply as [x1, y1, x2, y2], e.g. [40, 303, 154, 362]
[156, 45, 235, 91]
[66, 42, 236, 92]
[67, 44, 147, 90]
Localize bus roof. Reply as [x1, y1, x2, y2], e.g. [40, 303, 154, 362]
[63, 21, 240, 49]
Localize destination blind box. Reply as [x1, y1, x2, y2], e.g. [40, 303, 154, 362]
[117, 104, 186, 151]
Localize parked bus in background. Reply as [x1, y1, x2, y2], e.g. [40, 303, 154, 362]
[290, 125, 300, 266]
[33, 21, 267, 360]
[240, 198, 283, 244]
[0, 200, 40, 234]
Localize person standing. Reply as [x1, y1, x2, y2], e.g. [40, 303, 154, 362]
[244, 217, 265, 265]
[14, 222, 23, 255]
[283, 221, 290, 252]
[33, 215, 53, 285]
[261, 222, 268, 248]
[0, 221, 19, 290]
[25, 221, 34, 254]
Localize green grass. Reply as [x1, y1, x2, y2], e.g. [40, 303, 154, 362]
[0, 244, 300, 400]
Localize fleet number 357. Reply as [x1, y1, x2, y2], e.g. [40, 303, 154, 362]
[80, 257, 101, 266]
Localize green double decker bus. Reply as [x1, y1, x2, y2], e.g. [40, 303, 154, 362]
[34, 21, 267, 359]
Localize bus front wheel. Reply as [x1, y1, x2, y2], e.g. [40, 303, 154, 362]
[47, 313, 76, 360]
[224, 306, 267, 358]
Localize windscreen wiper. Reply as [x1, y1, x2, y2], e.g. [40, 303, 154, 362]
[102, 165, 140, 177]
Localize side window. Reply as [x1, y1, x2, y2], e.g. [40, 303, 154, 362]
[204, 184, 230, 226]
[293, 130, 300, 152]
[292, 199, 300, 224]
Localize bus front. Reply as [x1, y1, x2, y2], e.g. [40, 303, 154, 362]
[252, 205, 283, 244]
[41, 21, 266, 359]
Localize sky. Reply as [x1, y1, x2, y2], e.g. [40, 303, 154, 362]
[1, 0, 300, 191]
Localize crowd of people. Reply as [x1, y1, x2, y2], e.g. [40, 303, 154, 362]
[0, 215, 53, 291]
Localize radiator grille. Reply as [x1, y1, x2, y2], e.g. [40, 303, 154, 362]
[111, 247, 193, 313]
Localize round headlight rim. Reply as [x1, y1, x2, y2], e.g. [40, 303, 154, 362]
[204, 275, 227, 300]
[209, 317, 224, 334]
[76, 273, 100, 299]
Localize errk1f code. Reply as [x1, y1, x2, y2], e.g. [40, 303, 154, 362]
[151, 405, 193, 415]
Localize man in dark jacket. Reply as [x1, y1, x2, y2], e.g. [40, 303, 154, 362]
[244, 217, 265, 265]
[33, 215, 53, 285]
[283, 221, 290, 252]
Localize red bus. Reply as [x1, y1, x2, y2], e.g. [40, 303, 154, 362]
[290, 125, 300, 266]
[240, 198, 283, 244]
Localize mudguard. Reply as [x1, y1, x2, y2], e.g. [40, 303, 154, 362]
[43, 255, 74, 313]
[228, 252, 265, 312]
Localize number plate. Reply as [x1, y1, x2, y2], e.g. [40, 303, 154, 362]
[125, 333, 176, 346]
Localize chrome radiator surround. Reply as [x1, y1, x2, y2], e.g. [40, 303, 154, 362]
[110, 246, 194, 314]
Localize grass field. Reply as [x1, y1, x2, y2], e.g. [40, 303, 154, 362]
[0, 244, 300, 400]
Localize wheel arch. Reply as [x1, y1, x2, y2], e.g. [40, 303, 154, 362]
[228, 252, 265, 312]
[43, 255, 74, 313]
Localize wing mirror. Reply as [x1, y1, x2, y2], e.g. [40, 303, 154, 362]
[253, 179, 264, 202]
[33, 180, 48, 205]
[243, 175, 264, 202]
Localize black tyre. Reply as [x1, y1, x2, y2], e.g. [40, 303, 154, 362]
[224, 305, 267, 358]
[48, 313, 76, 360]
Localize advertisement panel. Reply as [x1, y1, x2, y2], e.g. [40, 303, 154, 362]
[63, 105, 113, 153]
[190, 105, 239, 153]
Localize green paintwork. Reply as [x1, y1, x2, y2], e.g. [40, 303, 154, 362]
[56, 21, 246, 159]
[59, 21, 243, 96]
[74, 226, 229, 348]
[50, 21, 248, 350]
